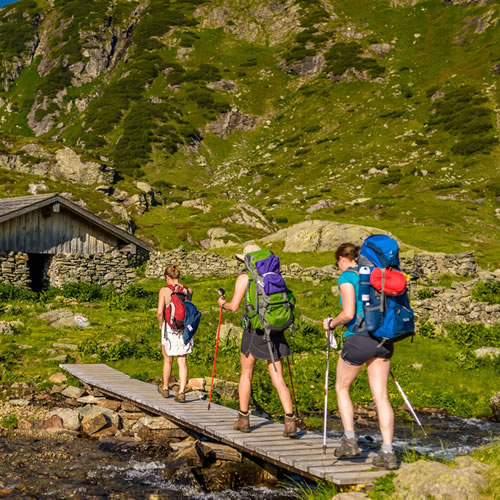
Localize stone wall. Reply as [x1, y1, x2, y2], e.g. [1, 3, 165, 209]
[146, 248, 478, 282]
[47, 253, 137, 292]
[0, 252, 31, 288]
[401, 251, 478, 279]
[412, 270, 500, 326]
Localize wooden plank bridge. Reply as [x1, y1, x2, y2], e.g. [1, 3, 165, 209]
[60, 364, 390, 486]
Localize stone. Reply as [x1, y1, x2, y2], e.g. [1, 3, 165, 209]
[490, 392, 500, 420]
[52, 342, 79, 351]
[97, 399, 122, 411]
[92, 424, 119, 438]
[61, 386, 85, 399]
[48, 354, 69, 362]
[0, 321, 15, 335]
[9, 398, 30, 406]
[49, 372, 68, 384]
[36, 415, 64, 430]
[50, 384, 66, 394]
[200, 442, 242, 462]
[17, 419, 33, 430]
[78, 405, 120, 428]
[474, 347, 500, 359]
[49, 408, 81, 431]
[120, 401, 140, 412]
[77, 395, 105, 404]
[206, 108, 261, 138]
[187, 378, 205, 391]
[171, 440, 206, 467]
[81, 413, 108, 435]
[262, 220, 397, 253]
[393, 457, 491, 500]
[219, 321, 243, 340]
[132, 416, 180, 431]
[136, 181, 152, 193]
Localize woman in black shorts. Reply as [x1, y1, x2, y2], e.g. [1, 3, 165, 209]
[217, 244, 296, 438]
[323, 243, 397, 470]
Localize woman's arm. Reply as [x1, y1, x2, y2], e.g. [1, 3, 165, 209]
[217, 273, 248, 312]
[157, 288, 167, 328]
[323, 282, 356, 330]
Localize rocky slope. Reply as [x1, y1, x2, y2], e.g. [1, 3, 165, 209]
[0, 0, 498, 263]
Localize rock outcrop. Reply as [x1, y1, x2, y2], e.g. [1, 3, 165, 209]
[261, 220, 397, 253]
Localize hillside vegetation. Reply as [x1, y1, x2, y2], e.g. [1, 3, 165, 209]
[0, 0, 499, 265]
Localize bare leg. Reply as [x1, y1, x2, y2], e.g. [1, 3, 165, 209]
[366, 357, 393, 445]
[267, 359, 293, 414]
[177, 355, 188, 393]
[335, 357, 364, 432]
[161, 345, 173, 389]
[239, 353, 256, 412]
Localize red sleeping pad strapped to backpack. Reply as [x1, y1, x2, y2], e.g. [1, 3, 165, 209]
[369, 267, 407, 296]
[164, 284, 189, 330]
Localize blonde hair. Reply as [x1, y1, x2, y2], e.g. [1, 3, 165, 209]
[165, 265, 181, 279]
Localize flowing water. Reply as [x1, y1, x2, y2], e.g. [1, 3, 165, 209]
[0, 414, 498, 498]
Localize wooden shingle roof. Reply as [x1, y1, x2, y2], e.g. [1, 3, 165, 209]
[0, 194, 152, 253]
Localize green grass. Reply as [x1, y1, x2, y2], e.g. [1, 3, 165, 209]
[1, 277, 498, 422]
[0, 0, 499, 268]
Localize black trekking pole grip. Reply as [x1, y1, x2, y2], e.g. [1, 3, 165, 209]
[217, 288, 226, 301]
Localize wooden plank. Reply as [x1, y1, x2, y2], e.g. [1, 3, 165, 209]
[60, 364, 389, 487]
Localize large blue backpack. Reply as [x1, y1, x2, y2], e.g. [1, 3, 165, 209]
[351, 235, 414, 343]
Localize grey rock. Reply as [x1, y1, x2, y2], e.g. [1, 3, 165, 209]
[490, 392, 500, 420]
[78, 405, 120, 428]
[49, 408, 81, 431]
[394, 457, 491, 499]
[474, 347, 500, 359]
[61, 386, 85, 399]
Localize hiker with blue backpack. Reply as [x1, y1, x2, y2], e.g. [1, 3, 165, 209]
[217, 244, 298, 438]
[323, 236, 414, 470]
[156, 264, 196, 403]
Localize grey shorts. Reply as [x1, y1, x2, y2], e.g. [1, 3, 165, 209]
[241, 328, 292, 361]
[341, 334, 394, 366]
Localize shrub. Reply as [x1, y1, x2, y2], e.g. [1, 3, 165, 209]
[0, 283, 38, 302]
[445, 322, 500, 348]
[417, 288, 436, 299]
[471, 280, 500, 305]
[324, 41, 385, 78]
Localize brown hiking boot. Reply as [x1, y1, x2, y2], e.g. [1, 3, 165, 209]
[233, 412, 251, 433]
[174, 391, 185, 403]
[283, 415, 297, 438]
[334, 436, 361, 457]
[157, 384, 169, 398]
[373, 449, 398, 470]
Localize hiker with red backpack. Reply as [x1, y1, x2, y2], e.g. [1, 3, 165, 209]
[323, 237, 414, 470]
[157, 265, 194, 403]
[217, 244, 297, 438]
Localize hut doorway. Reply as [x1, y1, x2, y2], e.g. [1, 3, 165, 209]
[28, 254, 52, 292]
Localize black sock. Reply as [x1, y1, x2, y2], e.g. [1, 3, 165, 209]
[285, 413, 294, 418]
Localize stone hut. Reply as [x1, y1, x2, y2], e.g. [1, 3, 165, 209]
[0, 194, 151, 291]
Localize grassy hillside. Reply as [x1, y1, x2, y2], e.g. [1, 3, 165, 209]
[0, 0, 498, 265]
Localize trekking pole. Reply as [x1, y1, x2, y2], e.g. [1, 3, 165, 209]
[286, 357, 298, 416]
[323, 316, 335, 454]
[390, 370, 427, 437]
[208, 288, 225, 411]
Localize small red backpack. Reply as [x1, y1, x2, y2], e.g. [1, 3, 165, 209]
[164, 284, 190, 330]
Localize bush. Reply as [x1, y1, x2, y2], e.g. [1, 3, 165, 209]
[445, 322, 500, 349]
[324, 41, 385, 78]
[0, 283, 38, 302]
[471, 280, 500, 305]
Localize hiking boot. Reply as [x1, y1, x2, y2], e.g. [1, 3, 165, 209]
[157, 384, 169, 398]
[334, 436, 361, 457]
[233, 412, 251, 433]
[283, 415, 297, 438]
[174, 391, 185, 403]
[373, 449, 398, 470]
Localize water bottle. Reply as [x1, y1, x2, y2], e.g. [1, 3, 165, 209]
[359, 266, 372, 304]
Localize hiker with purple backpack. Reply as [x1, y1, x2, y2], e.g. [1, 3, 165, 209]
[156, 265, 193, 403]
[217, 244, 297, 438]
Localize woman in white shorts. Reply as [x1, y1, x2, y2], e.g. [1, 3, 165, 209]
[156, 265, 193, 402]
